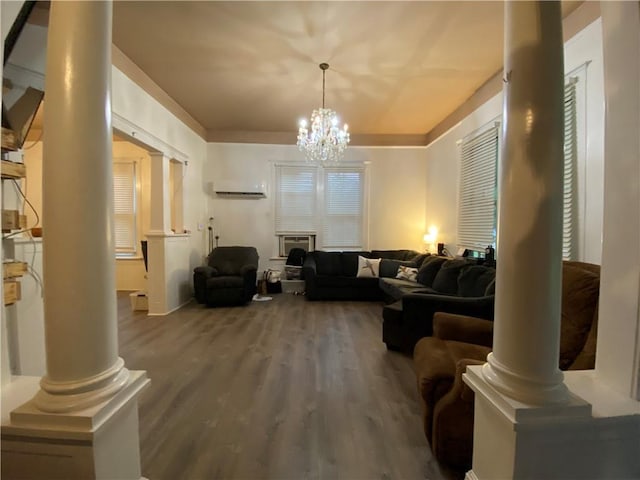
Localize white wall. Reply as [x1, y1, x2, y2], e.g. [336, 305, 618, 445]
[425, 19, 605, 264]
[206, 143, 427, 273]
[111, 67, 208, 311]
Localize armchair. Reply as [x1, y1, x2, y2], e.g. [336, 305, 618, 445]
[194, 246, 259, 306]
[413, 261, 600, 470]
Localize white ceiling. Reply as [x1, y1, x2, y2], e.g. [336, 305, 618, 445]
[109, 1, 580, 144]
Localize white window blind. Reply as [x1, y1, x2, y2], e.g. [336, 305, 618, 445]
[322, 167, 364, 249]
[457, 123, 499, 251]
[113, 161, 137, 255]
[275, 165, 317, 234]
[563, 79, 578, 260]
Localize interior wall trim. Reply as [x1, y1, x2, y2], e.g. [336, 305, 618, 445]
[112, 112, 189, 163]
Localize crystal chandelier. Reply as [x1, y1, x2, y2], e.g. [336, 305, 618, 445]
[297, 63, 350, 164]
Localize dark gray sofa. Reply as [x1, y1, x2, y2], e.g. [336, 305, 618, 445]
[381, 257, 496, 352]
[302, 249, 426, 301]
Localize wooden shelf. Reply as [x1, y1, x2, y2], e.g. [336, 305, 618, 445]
[1, 127, 17, 152]
[1, 160, 26, 180]
[4, 279, 21, 305]
[3, 261, 27, 279]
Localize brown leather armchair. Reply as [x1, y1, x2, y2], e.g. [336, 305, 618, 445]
[413, 261, 600, 470]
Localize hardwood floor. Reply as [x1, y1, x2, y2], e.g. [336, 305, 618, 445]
[117, 292, 459, 480]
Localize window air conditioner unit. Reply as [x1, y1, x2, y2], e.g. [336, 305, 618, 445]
[214, 180, 267, 198]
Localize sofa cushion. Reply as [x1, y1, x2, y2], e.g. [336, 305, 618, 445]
[559, 264, 600, 370]
[316, 275, 379, 289]
[379, 278, 433, 301]
[340, 251, 370, 276]
[356, 256, 381, 277]
[432, 260, 470, 295]
[207, 275, 244, 289]
[379, 259, 417, 278]
[417, 256, 448, 287]
[314, 251, 343, 276]
[457, 265, 496, 297]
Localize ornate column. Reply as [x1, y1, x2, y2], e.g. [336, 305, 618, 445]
[2, 3, 148, 478]
[463, 2, 592, 478]
[482, 0, 568, 405]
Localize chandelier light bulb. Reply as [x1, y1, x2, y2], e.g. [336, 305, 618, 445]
[296, 63, 350, 164]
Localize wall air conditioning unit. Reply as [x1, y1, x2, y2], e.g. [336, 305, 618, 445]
[214, 180, 267, 198]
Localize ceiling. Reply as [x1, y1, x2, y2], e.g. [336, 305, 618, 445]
[113, 1, 578, 144]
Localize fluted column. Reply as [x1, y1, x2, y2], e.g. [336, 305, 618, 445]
[481, 0, 568, 405]
[36, 0, 128, 412]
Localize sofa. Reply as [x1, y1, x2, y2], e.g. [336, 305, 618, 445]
[381, 256, 496, 352]
[412, 261, 600, 470]
[302, 249, 426, 301]
[193, 246, 259, 306]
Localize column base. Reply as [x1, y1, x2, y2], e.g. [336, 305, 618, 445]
[464, 365, 593, 479]
[483, 352, 570, 405]
[1, 370, 149, 479]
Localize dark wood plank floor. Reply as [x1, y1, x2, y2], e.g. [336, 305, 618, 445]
[117, 292, 459, 480]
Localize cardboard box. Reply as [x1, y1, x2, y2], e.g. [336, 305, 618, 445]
[129, 291, 148, 311]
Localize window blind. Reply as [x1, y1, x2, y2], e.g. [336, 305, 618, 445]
[322, 167, 364, 249]
[113, 161, 137, 255]
[563, 80, 578, 260]
[275, 165, 317, 234]
[457, 124, 499, 251]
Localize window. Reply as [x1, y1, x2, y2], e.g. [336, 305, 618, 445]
[113, 161, 137, 256]
[322, 167, 364, 249]
[563, 79, 578, 260]
[274, 165, 317, 234]
[274, 163, 366, 254]
[457, 122, 499, 252]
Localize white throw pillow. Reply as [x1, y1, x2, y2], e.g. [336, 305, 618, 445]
[356, 256, 381, 278]
[396, 265, 418, 282]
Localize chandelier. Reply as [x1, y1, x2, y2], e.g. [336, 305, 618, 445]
[297, 63, 350, 164]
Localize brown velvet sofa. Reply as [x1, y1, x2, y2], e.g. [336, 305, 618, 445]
[412, 261, 600, 470]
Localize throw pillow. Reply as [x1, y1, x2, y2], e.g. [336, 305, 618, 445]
[356, 256, 381, 278]
[457, 265, 496, 297]
[432, 259, 470, 294]
[396, 265, 418, 282]
[416, 256, 448, 286]
[379, 259, 417, 278]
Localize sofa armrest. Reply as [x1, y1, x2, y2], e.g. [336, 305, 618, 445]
[194, 265, 217, 278]
[240, 264, 257, 275]
[430, 357, 486, 469]
[302, 255, 318, 299]
[433, 312, 494, 347]
[402, 293, 495, 351]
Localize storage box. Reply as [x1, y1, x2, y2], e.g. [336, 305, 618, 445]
[129, 291, 148, 311]
[281, 279, 304, 294]
[284, 265, 302, 280]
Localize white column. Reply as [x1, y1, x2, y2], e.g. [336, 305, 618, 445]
[36, 0, 128, 412]
[1, 3, 148, 478]
[481, 0, 568, 405]
[149, 152, 171, 234]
